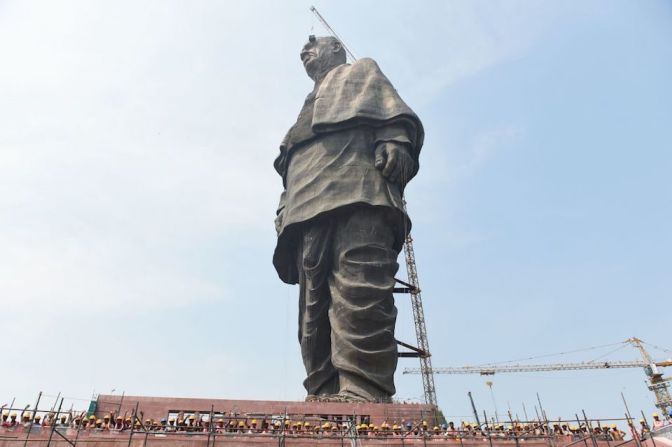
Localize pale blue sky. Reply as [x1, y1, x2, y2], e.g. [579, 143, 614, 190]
[1, 0, 670, 423]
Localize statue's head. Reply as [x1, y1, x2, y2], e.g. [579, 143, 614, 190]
[300, 35, 346, 81]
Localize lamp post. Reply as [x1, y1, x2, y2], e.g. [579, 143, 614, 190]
[486, 381, 500, 423]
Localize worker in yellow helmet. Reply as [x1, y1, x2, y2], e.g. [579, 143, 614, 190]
[630, 419, 648, 441]
[611, 424, 625, 441]
[7, 412, 19, 428]
[652, 412, 665, 430]
[164, 417, 175, 433]
[110, 415, 121, 430]
[20, 413, 34, 431]
[248, 419, 258, 434]
[237, 420, 246, 433]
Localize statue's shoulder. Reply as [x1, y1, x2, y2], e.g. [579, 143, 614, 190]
[326, 58, 385, 85]
[351, 57, 382, 73]
[353, 57, 378, 66]
[330, 58, 381, 75]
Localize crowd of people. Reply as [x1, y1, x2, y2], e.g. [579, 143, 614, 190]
[2, 407, 671, 441]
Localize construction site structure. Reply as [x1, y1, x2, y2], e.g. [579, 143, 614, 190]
[403, 337, 672, 415]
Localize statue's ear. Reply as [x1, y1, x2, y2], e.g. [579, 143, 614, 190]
[332, 41, 342, 53]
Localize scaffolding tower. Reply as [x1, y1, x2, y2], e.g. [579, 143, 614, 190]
[402, 231, 438, 409]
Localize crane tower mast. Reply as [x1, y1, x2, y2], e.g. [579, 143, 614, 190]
[403, 231, 438, 408]
[627, 337, 672, 414]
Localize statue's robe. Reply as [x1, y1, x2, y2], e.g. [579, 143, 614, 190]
[274, 58, 424, 284]
[272, 58, 424, 401]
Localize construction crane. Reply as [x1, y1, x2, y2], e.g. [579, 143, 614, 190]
[309, 6, 438, 409]
[403, 338, 672, 414]
[626, 337, 672, 415]
[403, 359, 672, 375]
[309, 6, 357, 62]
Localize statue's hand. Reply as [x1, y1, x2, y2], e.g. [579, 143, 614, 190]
[375, 141, 415, 186]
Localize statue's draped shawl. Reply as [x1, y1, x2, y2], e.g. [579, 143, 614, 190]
[273, 58, 424, 284]
[274, 58, 424, 183]
[312, 58, 423, 149]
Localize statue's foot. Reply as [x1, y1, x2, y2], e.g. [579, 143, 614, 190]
[321, 392, 393, 403]
[306, 394, 333, 402]
[321, 393, 369, 403]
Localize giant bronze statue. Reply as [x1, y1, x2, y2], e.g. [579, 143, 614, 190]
[273, 35, 424, 403]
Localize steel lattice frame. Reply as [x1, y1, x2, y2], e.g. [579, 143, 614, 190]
[403, 232, 438, 408]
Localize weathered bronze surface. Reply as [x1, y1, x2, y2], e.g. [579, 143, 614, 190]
[273, 36, 424, 403]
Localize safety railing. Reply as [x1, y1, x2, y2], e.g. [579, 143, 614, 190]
[0, 423, 638, 447]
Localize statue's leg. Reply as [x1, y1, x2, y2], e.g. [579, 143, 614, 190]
[297, 221, 339, 397]
[328, 207, 399, 402]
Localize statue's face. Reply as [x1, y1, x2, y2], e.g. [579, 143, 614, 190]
[300, 35, 342, 80]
